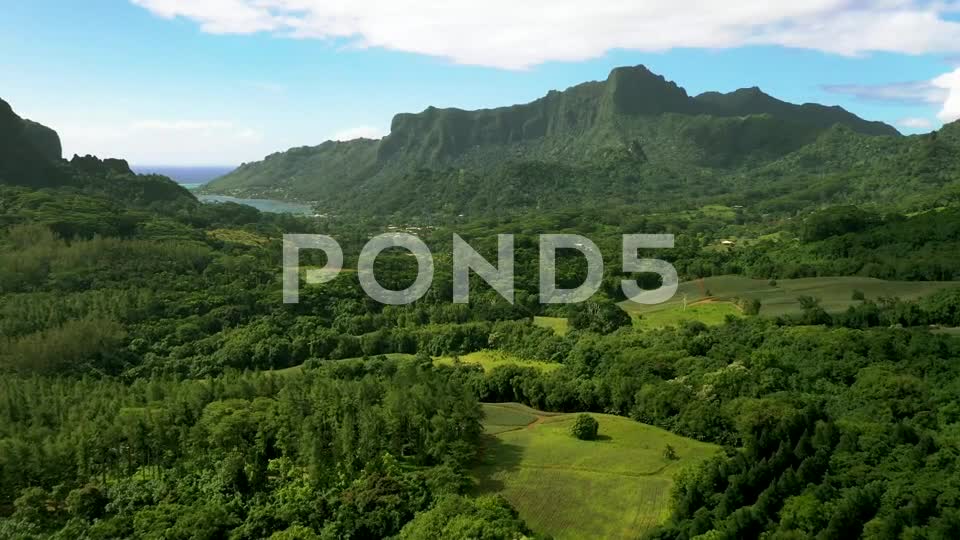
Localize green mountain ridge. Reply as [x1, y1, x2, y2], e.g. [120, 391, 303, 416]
[202, 65, 911, 214]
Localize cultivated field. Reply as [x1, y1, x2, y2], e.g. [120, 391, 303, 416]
[474, 403, 719, 540]
[622, 275, 960, 319]
[633, 300, 742, 329]
[434, 350, 562, 373]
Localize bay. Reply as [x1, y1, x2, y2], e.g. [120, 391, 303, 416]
[197, 194, 316, 216]
[133, 165, 315, 215]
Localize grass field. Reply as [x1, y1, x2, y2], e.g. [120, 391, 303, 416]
[474, 403, 719, 539]
[434, 350, 562, 373]
[206, 228, 268, 246]
[633, 300, 742, 329]
[622, 275, 960, 319]
[533, 316, 570, 335]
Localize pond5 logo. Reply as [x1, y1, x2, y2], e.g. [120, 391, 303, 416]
[282, 233, 678, 305]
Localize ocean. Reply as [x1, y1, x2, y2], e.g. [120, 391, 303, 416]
[134, 165, 315, 215]
[132, 165, 235, 190]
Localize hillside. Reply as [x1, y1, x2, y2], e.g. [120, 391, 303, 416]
[203, 65, 924, 215]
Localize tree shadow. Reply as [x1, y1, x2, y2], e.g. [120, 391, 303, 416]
[594, 434, 613, 441]
[472, 433, 526, 493]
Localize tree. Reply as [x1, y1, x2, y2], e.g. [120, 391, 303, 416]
[571, 414, 599, 440]
[399, 495, 530, 540]
[741, 298, 762, 316]
[568, 300, 632, 335]
[663, 444, 678, 461]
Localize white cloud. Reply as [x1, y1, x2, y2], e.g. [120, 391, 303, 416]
[897, 117, 934, 129]
[131, 0, 960, 69]
[58, 119, 264, 165]
[825, 66, 960, 126]
[822, 81, 947, 105]
[932, 67, 960, 123]
[330, 125, 387, 141]
[130, 0, 284, 33]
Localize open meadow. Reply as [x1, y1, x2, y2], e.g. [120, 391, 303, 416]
[474, 403, 719, 540]
[434, 350, 562, 372]
[622, 275, 960, 319]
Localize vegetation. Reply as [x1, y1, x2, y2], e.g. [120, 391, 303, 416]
[202, 66, 960, 222]
[434, 350, 562, 373]
[474, 403, 718, 539]
[533, 316, 570, 336]
[571, 413, 600, 440]
[0, 358, 488, 538]
[622, 275, 960, 319]
[4, 66, 960, 538]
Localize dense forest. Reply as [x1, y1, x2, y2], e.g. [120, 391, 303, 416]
[3, 64, 960, 540]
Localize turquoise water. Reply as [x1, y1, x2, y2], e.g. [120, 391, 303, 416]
[134, 166, 314, 215]
[197, 194, 316, 216]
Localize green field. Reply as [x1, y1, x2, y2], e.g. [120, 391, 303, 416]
[434, 350, 562, 373]
[622, 275, 960, 319]
[474, 403, 719, 540]
[533, 316, 570, 336]
[633, 300, 742, 329]
[206, 228, 269, 246]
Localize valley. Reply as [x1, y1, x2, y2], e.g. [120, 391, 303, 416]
[3, 60, 960, 539]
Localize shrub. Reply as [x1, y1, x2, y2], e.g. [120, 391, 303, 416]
[663, 444, 678, 461]
[741, 298, 762, 316]
[571, 414, 599, 440]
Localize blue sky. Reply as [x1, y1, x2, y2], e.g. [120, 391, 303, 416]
[3, 0, 960, 165]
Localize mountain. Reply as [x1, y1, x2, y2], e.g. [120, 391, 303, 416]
[693, 86, 897, 136]
[203, 65, 915, 216]
[0, 98, 68, 188]
[0, 97, 197, 213]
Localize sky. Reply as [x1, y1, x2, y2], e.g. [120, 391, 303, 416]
[3, 1, 960, 166]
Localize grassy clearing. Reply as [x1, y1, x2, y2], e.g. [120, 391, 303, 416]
[206, 228, 268, 246]
[622, 275, 960, 319]
[932, 327, 960, 337]
[481, 403, 542, 435]
[274, 351, 560, 378]
[434, 350, 562, 373]
[533, 316, 570, 336]
[474, 403, 718, 540]
[633, 300, 742, 329]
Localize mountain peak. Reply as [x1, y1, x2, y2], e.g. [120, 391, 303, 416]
[604, 65, 696, 115]
[0, 98, 66, 187]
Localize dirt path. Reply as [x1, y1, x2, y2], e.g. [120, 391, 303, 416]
[526, 414, 547, 430]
